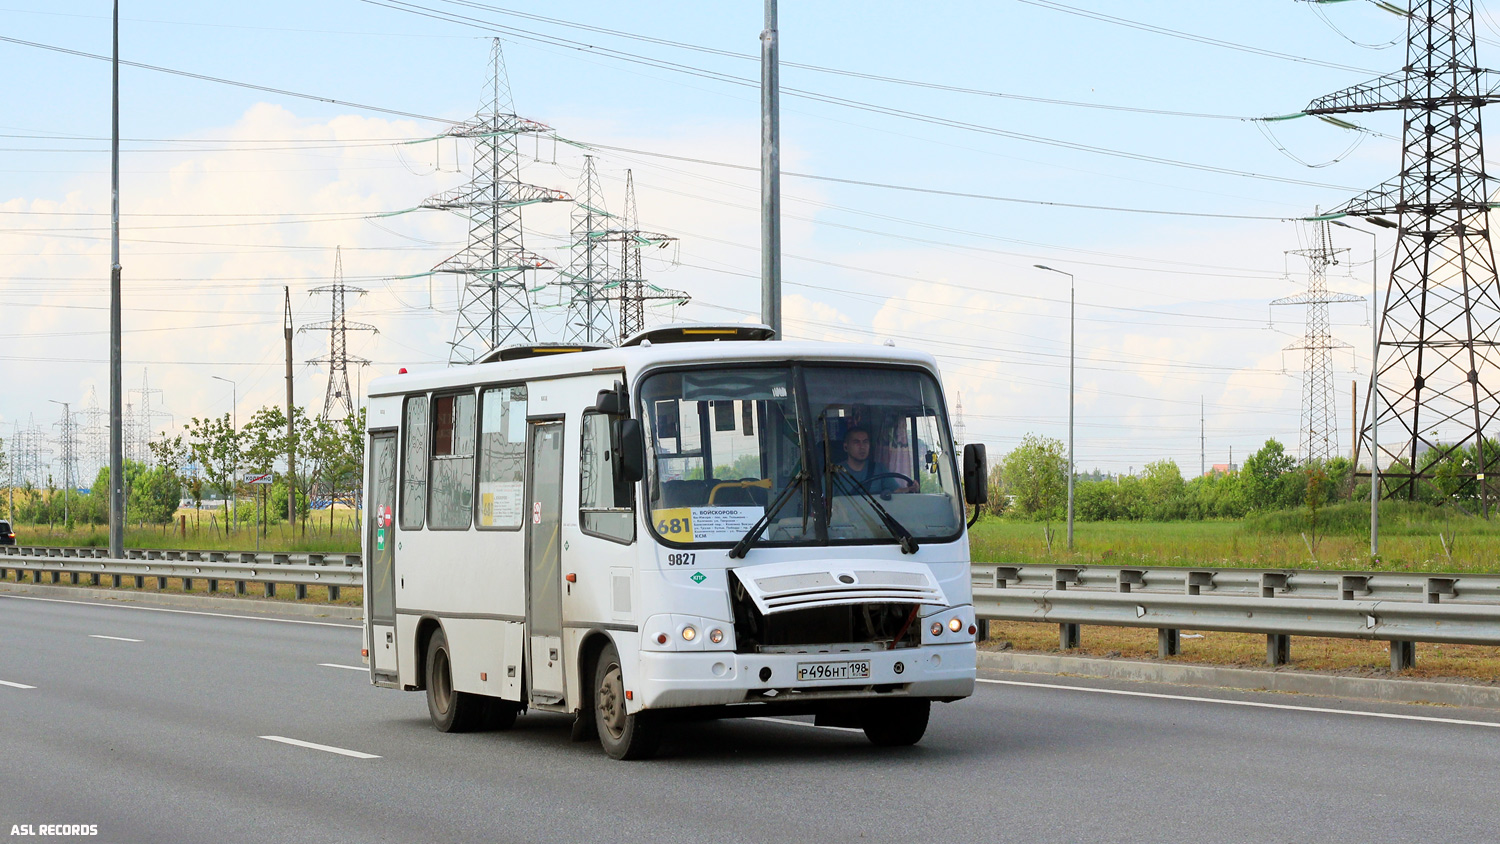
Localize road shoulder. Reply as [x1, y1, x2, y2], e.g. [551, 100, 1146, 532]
[0, 580, 362, 621]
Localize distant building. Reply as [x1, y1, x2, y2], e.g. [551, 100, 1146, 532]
[1206, 463, 1238, 477]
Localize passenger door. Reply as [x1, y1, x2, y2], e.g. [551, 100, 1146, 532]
[366, 430, 399, 681]
[525, 420, 566, 703]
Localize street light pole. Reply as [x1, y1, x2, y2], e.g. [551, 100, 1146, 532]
[1035, 264, 1075, 550]
[1332, 217, 1395, 558]
[760, 0, 781, 338]
[212, 375, 237, 533]
[108, 0, 124, 559]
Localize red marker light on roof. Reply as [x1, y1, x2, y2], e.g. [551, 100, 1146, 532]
[398, 368, 408, 374]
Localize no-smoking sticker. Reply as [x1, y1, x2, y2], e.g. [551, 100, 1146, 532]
[532, 502, 542, 524]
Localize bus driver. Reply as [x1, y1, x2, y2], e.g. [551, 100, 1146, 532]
[837, 426, 916, 496]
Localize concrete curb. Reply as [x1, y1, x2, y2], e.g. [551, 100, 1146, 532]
[978, 650, 1500, 710]
[0, 580, 363, 621]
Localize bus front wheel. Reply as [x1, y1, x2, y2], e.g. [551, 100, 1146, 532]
[425, 627, 485, 733]
[860, 698, 931, 747]
[593, 644, 661, 760]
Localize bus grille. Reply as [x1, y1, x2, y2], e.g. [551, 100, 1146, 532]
[736, 563, 945, 615]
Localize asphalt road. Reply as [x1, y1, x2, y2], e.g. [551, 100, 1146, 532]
[2, 592, 1498, 844]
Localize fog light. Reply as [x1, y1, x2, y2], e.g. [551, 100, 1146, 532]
[682, 626, 697, 642]
[709, 628, 724, 644]
[949, 617, 963, 633]
[930, 621, 943, 637]
[656, 633, 669, 645]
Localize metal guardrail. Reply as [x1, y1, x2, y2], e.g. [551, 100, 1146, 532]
[972, 563, 1500, 672]
[0, 545, 363, 601]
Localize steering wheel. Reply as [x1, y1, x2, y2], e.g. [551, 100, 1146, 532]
[861, 472, 918, 499]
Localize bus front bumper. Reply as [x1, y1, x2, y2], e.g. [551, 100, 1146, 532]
[632, 642, 976, 711]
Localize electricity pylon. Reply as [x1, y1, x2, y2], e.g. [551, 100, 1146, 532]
[10, 416, 49, 487]
[51, 401, 77, 495]
[556, 155, 617, 344]
[1305, 0, 1500, 499]
[605, 170, 685, 342]
[302, 247, 377, 421]
[423, 38, 569, 364]
[1273, 218, 1362, 463]
[81, 386, 108, 483]
[128, 370, 171, 465]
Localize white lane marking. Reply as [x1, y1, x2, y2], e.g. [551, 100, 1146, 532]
[89, 634, 143, 643]
[750, 716, 863, 734]
[319, 663, 367, 672]
[259, 736, 380, 759]
[0, 679, 36, 689]
[0, 593, 359, 629]
[978, 678, 1500, 729]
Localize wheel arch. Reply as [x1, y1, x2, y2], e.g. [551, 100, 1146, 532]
[412, 614, 444, 691]
[575, 628, 620, 712]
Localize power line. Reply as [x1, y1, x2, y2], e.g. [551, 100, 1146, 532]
[580, 144, 1298, 221]
[0, 34, 458, 124]
[1013, 0, 1379, 74]
[360, 0, 1355, 190]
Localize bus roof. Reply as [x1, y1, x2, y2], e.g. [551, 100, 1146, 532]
[366, 337, 941, 399]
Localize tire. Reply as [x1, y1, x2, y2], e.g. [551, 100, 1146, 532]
[424, 627, 485, 733]
[593, 643, 661, 760]
[860, 698, 931, 747]
[485, 698, 520, 731]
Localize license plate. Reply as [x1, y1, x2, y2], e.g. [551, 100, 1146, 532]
[796, 660, 872, 682]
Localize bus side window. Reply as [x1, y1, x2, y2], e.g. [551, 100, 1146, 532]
[478, 386, 527, 530]
[428, 391, 476, 530]
[580, 411, 635, 544]
[401, 395, 429, 530]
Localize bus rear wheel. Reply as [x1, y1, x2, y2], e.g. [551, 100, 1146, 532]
[860, 698, 931, 747]
[425, 627, 485, 733]
[593, 644, 661, 760]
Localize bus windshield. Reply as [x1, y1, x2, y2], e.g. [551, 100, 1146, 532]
[639, 364, 963, 548]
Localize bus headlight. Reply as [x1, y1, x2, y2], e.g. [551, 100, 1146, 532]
[930, 621, 944, 637]
[949, 617, 963, 633]
[709, 628, 724, 644]
[681, 625, 697, 642]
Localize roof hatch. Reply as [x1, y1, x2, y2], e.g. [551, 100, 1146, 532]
[621, 323, 776, 347]
[476, 343, 609, 364]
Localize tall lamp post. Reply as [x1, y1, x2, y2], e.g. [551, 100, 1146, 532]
[1035, 264, 1075, 550]
[211, 375, 237, 532]
[760, 0, 781, 338]
[108, 0, 124, 559]
[1330, 216, 1396, 558]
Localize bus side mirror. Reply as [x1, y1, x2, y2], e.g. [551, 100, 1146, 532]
[595, 385, 629, 416]
[963, 443, 988, 506]
[615, 418, 645, 484]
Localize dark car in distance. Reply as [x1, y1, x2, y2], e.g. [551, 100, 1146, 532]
[0, 520, 14, 545]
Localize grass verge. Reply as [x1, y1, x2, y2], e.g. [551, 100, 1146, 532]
[971, 505, 1500, 574]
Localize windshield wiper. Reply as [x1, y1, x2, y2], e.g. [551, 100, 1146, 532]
[727, 468, 809, 559]
[830, 468, 920, 554]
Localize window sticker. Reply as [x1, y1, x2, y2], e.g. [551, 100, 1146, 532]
[651, 506, 764, 542]
[478, 481, 525, 527]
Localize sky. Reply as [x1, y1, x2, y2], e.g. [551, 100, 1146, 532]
[3, 0, 1490, 483]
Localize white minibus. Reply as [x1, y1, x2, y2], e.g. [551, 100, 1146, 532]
[361, 324, 987, 759]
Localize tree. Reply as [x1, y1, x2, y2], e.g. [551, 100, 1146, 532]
[999, 433, 1067, 520]
[183, 414, 241, 535]
[1242, 439, 1296, 511]
[1140, 459, 1186, 520]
